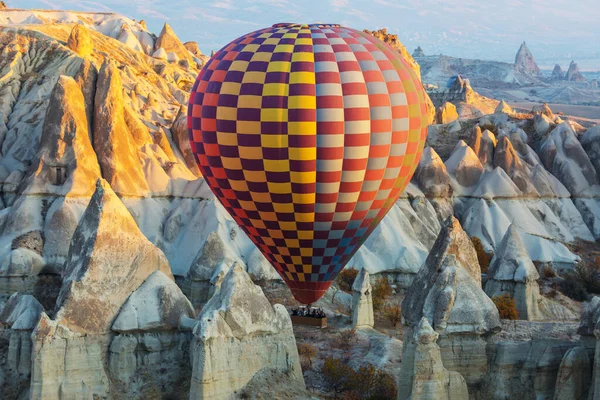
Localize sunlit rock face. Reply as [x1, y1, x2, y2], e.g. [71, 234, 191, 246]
[514, 41, 540, 76]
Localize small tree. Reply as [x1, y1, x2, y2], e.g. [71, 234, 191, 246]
[297, 343, 317, 369]
[336, 267, 359, 293]
[471, 236, 491, 274]
[372, 276, 392, 311]
[383, 303, 402, 327]
[492, 293, 519, 320]
[321, 357, 355, 398]
[334, 328, 357, 351]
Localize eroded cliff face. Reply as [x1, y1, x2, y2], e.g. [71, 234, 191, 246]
[189, 264, 305, 399]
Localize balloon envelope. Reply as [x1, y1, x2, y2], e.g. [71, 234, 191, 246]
[188, 23, 429, 304]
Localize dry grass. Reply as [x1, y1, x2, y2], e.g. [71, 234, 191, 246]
[492, 293, 519, 320]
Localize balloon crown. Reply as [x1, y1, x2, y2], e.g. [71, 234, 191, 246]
[272, 23, 342, 29]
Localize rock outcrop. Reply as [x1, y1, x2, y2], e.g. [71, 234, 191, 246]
[484, 225, 542, 320]
[54, 179, 172, 334]
[514, 42, 540, 75]
[66, 24, 93, 57]
[402, 216, 500, 385]
[29, 179, 186, 400]
[154, 23, 193, 63]
[566, 61, 586, 82]
[436, 102, 458, 124]
[190, 264, 304, 399]
[412, 46, 425, 57]
[495, 100, 514, 115]
[112, 271, 194, 332]
[551, 64, 564, 81]
[352, 268, 374, 328]
[398, 318, 469, 400]
[93, 61, 149, 196]
[22, 76, 101, 196]
[468, 126, 497, 166]
[552, 347, 592, 400]
[445, 141, 484, 189]
[184, 41, 203, 57]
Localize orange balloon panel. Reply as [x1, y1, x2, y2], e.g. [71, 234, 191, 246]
[188, 23, 429, 304]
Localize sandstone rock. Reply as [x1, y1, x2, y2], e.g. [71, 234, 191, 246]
[402, 216, 492, 325]
[514, 41, 540, 75]
[94, 61, 149, 196]
[352, 268, 374, 328]
[30, 314, 112, 400]
[553, 347, 592, 400]
[468, 126, 497, 166]
[540, 122, 598, 196]
[533, 103, 555, 119]
[402, 218, 500, 385]
[184, 41, 203, 57]
[0, 2, 6, 10]
[67, 24, 93, 57]
[117, 24, 144, 53]
[22, 75, 101, 196]
[484, 225, 543, 320]
[0, 247, 45, 277]
[495, 100, 514, 115]
[494, 136, 537, 195]
[413, 147, 452, 198]
[190, 264, 304, 398]
[445, 141, 484, 188]
[364, 28, 421, 79]
[581, 125, 600, 179]
[172, 106, 201, 176]
[54, 179, 172, 334]
[566, 60, 586, 82]
[73, 58, 98, 134]
[551, 64, 564, 81]
[397, 318, 469, 400]
[412, 46, 425, 57]
[0, 292, 43, 330]
[154, 23, 192, 63]
[436, 101, 458, 124]
[112, 271, 194, 332]
[152, 47, 168, 60]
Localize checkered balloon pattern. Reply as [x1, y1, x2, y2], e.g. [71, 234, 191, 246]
[188, 23, 429, 304]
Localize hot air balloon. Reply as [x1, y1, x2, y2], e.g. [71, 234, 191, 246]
[188, 23, 429, 305]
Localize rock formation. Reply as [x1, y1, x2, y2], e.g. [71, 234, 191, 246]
[436, 102, 458, 124]
[22, 76, 101, 196]
[66, 24, 93, 57]
[552, 347, 592, 400]
[184, 41, 203, 57]
[402, 217, 500, 385]
[514, 42, 540, 75]
[364, 28, 421, 79]
[155, 23, 193, 63]
[93, 60, 149, 196]
[29, 179, 191, 399]
[468, 126, 497, 166]
[0, 294, 44, 396]
[189, 264, 304, 399]
[352, 268, 374, 328]
[493, 136, 537, 195]
[566, 61, 586, 82]
[397, 318, 469, 400]
[495, 100, 514, 115]
[53, 179, 172, 334]
[412, 46, 425, 57]
[551, 64, 564, 81]
[445, 141, 484, 188]
[484, 225, 542, 320]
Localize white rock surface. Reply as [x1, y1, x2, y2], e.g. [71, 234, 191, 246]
[112, 271, 194, 332]
[352, 268, 374, 328]
[189, 264, 304, 399]
[398, 318, 469, 400]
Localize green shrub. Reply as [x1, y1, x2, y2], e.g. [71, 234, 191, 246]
[321, 358, 399, 399]
[321, 357, 355, 397]
[559, 277, 589, 302]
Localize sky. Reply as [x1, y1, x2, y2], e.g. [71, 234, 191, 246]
[11, 0, 600, 70]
